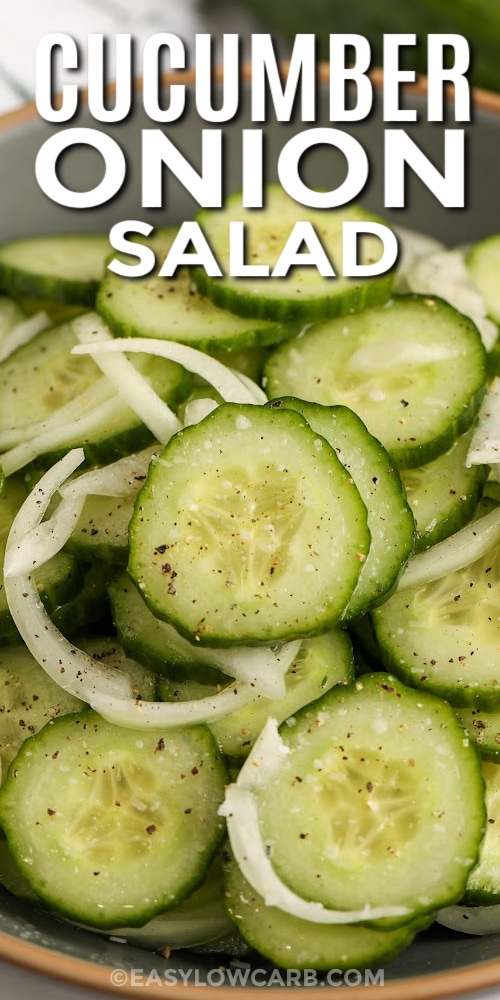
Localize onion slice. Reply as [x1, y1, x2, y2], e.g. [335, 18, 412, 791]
[4, 450, 133, 702]
[396, 504, 500, 592]
[73, 314, 181, 442]
[219, 719, 410, 923]
[0, 311, 49, 363]
[72, 337, 263, 405]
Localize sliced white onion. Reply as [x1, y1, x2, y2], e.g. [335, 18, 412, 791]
[60, 445, 159, 499]
[72, 338, 263, 405]
[4, 450, 133, 702]
[466, 377, 500, 466]
[207, 638, 301, 699]
[182, 397, 219, 427]
[231, 369, 268, 404]
[437, 904, 500, 936]
[396, 504, 500, 592]
[405, 249, 498, 351]
[0, 311, 49, 363]
[74, 314, 181, 442]
[89, 680, 264, 729]
[4, 494, 85, 576]
[4, 451, 276, 726]
[0, 373, 117, 452]
[219, 719, 410, 924]
[0, 393, 130, 476]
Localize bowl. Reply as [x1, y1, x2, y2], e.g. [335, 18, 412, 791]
[1, 70, 500, 1000]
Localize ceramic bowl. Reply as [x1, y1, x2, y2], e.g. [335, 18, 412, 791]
[1, 72, 500, 999]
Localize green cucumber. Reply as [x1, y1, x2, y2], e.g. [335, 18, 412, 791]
[463, 762, 500, 904]
[0, 710, 227, 928]
[98, 230, 298, 352]
[223, 848, 429, 971]
[264, 295, 486, 468]
[128, 403, 370, 645]
[400, 428, 488, 552]
[0, 317, 191, 468]
[0, 645, 85, 778]
[0, 234, 110, 306]
[194, 189, 393, 321]
[268, 398, 415, 617]
[253, 674, 485, 924]
[371, 545, 500, 709]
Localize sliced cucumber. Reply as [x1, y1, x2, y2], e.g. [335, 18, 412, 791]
[0, 710, 227, 928]
[0, 234, 110, 306]
[98, 229, 298, 352]
[455, 705, 500, 762]
[268, 398, 415, 618]
[253, 674, 485, 924]
[65, 494, 135, 566]
[0, 645, 85, 778]
[264, 295, 486, 468]
[158, 629, 355, 758]
[223, 848, 428, 971]
[463, 761, 500, 904]
[468, 235, 500, 323]
[108, 569, 236, 685]
[194, 189, 393, 320]
[400, 428, 488, 552]
[0, 317, 190, 467]
[371, 546, 500, 709]
[128, 403, 370, 645]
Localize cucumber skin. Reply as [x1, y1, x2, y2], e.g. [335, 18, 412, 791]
[0, 234, 110, 307]
[223, 848, 434, 971]
[0, 266, 98, 307]
[0, 711, 228, 928]
[257, 673, 486, 926]
[193, 266, 394, 323]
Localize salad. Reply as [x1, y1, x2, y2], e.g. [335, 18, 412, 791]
[0, 190, 499, 973]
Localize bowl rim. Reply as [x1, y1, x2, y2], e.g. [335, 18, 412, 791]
[1, 63, 500, 999]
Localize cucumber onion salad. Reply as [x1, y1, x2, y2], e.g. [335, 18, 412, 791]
[1, 193, 500, 968]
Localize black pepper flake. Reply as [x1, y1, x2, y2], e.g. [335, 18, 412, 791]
[47, 808, 56, 816]
[146, 824, 156, 835]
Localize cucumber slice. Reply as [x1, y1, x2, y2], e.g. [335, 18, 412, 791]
[463, 761, 500, 904]
[128, 403, 370, 645]
[0, 317, 191, 467]
[223, 848, 428, 971]
[455, 705, 500, 762]
[51, 563, 115, 639]
[98, 230, 298, 352]
[268, 398, 415, 618]
[400, 428, 488, 552]
[254, 674, 485, 923]
[65, 494, 135, 566]
[371, 545, 500, 709]
[108, 569, 236, 686]
[158, 629, 355, 758]
[264, 295, 486, 468]
[0, 234, 110, 306]
[468, 235, 500, 323]
[0, 710, 227, 928]
[194, 189, 393, 320]
[0, 645, 85, 778]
